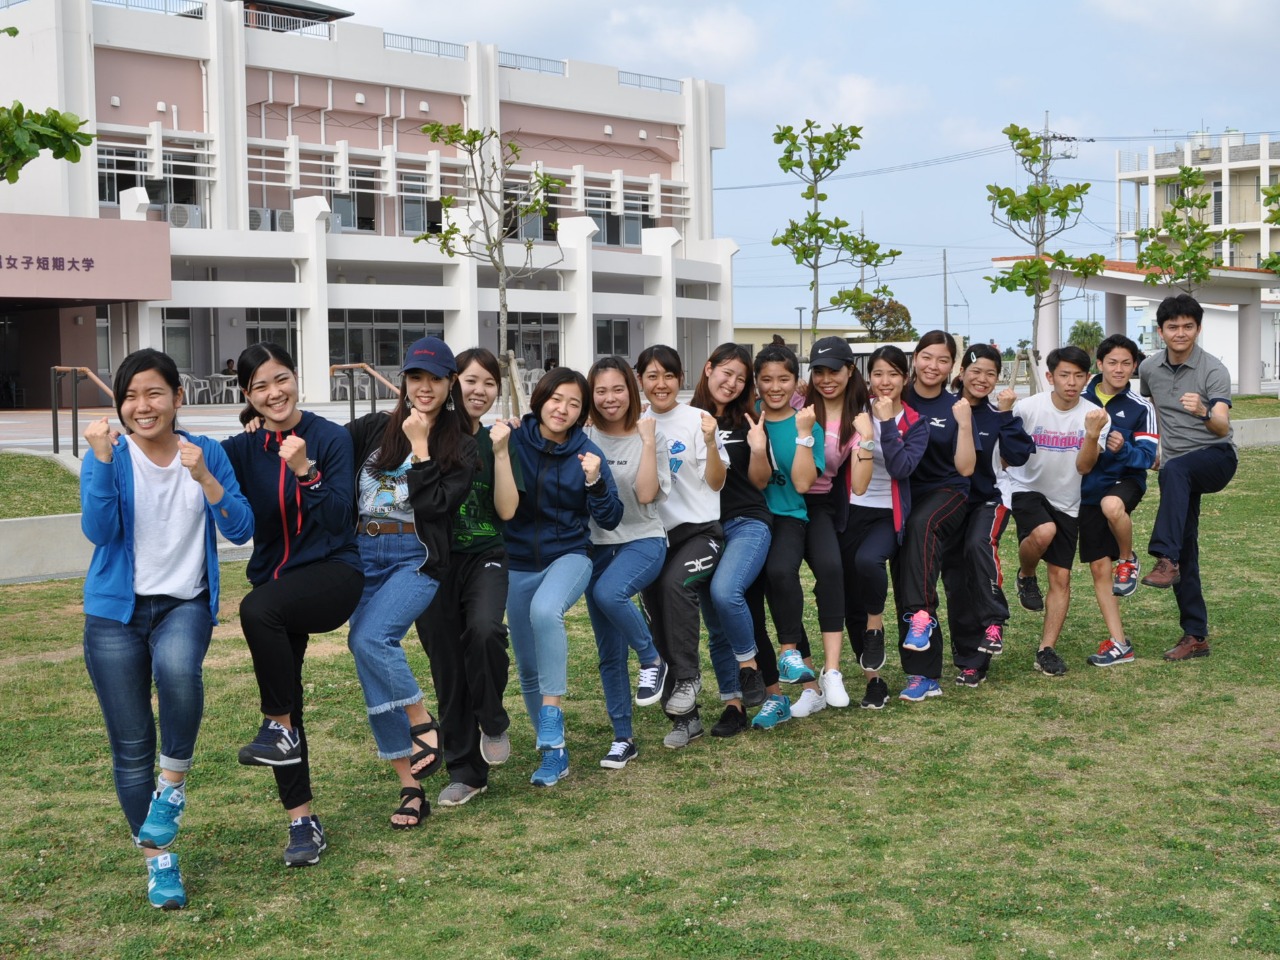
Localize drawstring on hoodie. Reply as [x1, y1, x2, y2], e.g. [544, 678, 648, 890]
[265, 428, 305, 577]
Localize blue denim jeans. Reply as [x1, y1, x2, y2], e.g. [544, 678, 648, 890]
[703, 517, 771, 699]
[507, 553, 594, 729]
[348, 532, 441, 759]
[585, 537, 666, 740]
[83, 593, 212, 838]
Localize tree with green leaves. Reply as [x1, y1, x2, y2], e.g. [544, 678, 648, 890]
[771, 120, 900, 350]
[852, 295, 917, 342]
[1067, 319, 1103, 355]
[413, 123, 564, 372]
[1134, 165, 1243, 293]
[984, 122, 1106, 386]
[0, 27, 94, 184]
[1255, 182, 1280, 275]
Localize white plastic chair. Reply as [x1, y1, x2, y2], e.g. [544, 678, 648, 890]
[180, 373, 211, 404]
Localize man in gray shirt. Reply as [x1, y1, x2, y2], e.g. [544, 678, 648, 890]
[1137, 294, 1237, 661]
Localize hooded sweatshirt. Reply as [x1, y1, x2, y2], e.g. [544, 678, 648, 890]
[222, 410, 361, 587]
[502, 413, 623, 572]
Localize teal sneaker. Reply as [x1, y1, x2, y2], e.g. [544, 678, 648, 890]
[777, 649, 816, 684]
[138, 780, 185, 850]
[751, 694, 792, 730]
[530, 748, 569, 787]
[146, 852, 187, 910]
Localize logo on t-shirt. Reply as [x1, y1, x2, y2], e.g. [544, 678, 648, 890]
[668, 439, 686, 475]
[929, 417, 947, 428]
[1031, 428, 1085, 452]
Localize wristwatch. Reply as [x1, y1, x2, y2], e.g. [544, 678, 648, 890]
[860, 439, 876, 452]
[795, 434, 815, 448]
[297, 459, 318, 483]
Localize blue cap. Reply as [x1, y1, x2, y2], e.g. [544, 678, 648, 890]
[401, 337, 456, 378]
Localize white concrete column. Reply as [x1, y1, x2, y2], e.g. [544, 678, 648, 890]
[291, 196, 331, 402]
[206, 0, 249, 230]
[556, 216, 598, 373]
[1239, 296, 1263, 393]
[1032, 284, 1060, 391]
[442, 255, 480, 351]
[134, 302, 165, 350]
[641, 227, 681, 350]
[1105, 292, 1127, 339]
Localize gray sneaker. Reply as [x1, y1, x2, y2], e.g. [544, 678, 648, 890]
[437, 781, 487, 807]
[663, 712, 704, 749]
[664, 676, 701, 716]
[479, 729, 510, 766]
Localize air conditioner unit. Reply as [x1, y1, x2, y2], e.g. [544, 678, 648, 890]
[322, 211, 343, 233]
[248, 207, 274, 232]
[274, 210, 295, 232]
[166, 204, 203, 229]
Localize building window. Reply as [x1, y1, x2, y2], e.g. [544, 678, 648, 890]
[96, 305, 111, 378]
[162, 309, 193, 371]
[328, 308, 442, 366]
[595, 318, 630, 357]
[1164, 181, 1184, 205]
[401, 175, 442, 236]
[245, 308, 295, 357]
[587, 190, 654, 246]
[332, 170, 378, 232]
[505, 312, 559, 370]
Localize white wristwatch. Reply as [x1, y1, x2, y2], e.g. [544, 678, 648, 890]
[795, 434, 815, 448]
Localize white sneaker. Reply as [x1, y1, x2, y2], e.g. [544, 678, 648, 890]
[790, 688, 826, 718]
[820, 669, 850, 708]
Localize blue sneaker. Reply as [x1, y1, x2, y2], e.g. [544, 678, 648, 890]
[146, 852, 186, 910]
[777, 649, 816, 685]
[138, 780, 186, 850]
[283, 816, 326, 867]
[530, 748, 569, 787]
[535, 705, 565, 750]
[751, 694, 792, 730]
[902, 610, 936, 652]
[238, 719, 301, 767]
[899, 675, 943, 702]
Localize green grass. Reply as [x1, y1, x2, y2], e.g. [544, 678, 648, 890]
[0, 453, 80, 519]
[1, 450, 1278, 959]
[1229, 394, 1280, 419]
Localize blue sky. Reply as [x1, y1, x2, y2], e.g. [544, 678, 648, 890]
[342, 0, 1276, 347]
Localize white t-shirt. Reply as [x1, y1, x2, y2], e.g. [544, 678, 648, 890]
[641, 403, 723, 529]
[1001, 391, 1106, 517]
[128, 437, 208, 599]
[849, 413, 903, 511]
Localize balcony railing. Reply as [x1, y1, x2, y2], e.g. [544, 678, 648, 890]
[92, 0, 205, 15]
[1118, 210, 1149, 234]
[498, 51, 566, 76]
[0, 0, 32, 10]
[384, 33, 465, 59]
[619, 71, 683, 95]
[243, 9, 333, 39]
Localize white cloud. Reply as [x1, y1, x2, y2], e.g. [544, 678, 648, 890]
[600, 5, 761, 77]
[729, 57, 923, 128]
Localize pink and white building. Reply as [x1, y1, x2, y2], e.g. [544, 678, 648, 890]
[0, 0, 735, 407]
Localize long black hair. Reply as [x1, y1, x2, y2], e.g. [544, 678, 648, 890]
[369, 371, 471, 475]
[810, 361, 869, 449]
[691, 342, 754, 429]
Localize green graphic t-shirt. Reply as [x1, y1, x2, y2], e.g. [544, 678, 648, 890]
[452, 426, 515, 553]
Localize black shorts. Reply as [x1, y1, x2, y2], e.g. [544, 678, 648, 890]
[1078, 478, 1145, 563]
[1012, 491, 1079, 570]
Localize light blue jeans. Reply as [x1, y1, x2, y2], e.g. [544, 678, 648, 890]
[348, 532, 440, 759]
[585, 537, 666, 740]
[507, 553, 594, 730]
[83, 593, 212, 838]
[703, 517, 771, 699]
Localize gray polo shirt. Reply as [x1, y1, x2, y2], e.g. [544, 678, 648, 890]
[1138, 343, 1234, 462]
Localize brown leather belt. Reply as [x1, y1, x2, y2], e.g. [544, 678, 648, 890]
[361, 519, 416, 536]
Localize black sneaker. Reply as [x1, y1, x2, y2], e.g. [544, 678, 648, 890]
[283, 816, 326, 867]
[238, 719, 302, 767]
[859, 629, 886, 672]
[1017, 575, 1044, 612]
[954, 667, 985, 687]
[599, 739, 638, 769]
[738, 666, 767, 708]
[1034, 646, 1068, 676]
[710, 704, 749, 738]
[859, 677, 890, 710]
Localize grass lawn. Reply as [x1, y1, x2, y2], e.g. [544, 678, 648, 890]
[1, 450, 1278, 959]
[1229, 394, 1280, 420]
[0, 453, 80, 519]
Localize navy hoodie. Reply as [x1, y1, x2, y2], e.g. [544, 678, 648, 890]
[222, 410, 361, 586]
[503, 413, 623, 572]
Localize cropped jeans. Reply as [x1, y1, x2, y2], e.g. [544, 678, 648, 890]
[507, 552, 594, 730]
[84, 592, 212, 839]
[703, 517, 771, 700]
[585, 537, 666, 740]
[348, 532, 440, 759]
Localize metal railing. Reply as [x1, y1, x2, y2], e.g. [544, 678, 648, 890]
[497, 51, 566, 76]
[384, 33, 465, 59]
[618, 71, 682, 94]
[50, 367, 115, 459]
[243, 10, 333, 39]
[0, 0, 32, 10]
[92, 0, 205, 16]
[329, 364, 398, 423]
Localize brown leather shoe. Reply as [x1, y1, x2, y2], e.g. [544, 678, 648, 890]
[1163, 635, 1210, 661]
[1142, 557, 1181, 588]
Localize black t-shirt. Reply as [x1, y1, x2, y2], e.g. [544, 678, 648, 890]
[903, 384, 970, 497]
[715, 420, 772, 526]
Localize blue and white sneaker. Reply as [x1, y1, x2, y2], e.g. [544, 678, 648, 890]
[530, 748, 570, 787]
[146, 852, 187, 910]
[138, 780, 185, 849]
[902, 610, 936, 652]
[238, 719, 301, 767]
[777, 649, 816, 685]
[535, 704, 565, 750]
[898, 675, 943, 702]
[283, 816, 326, 867]
[751, 694, 792, 730]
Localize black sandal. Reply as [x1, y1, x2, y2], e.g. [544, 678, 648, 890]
[391, 786, 429, 830]
[409, 719, 443, 781]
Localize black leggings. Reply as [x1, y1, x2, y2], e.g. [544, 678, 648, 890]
[804, 490, 845, 633]
[239, 559, 363, 810]
[839, 505, 896, 661]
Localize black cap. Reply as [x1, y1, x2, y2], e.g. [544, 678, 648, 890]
[808, 336, 854, 370]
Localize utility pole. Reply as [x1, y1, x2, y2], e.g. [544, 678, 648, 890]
[942, 248, 949, 333]
[796, 305, 805, 357]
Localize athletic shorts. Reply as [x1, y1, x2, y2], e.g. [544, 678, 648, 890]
[1078, 478, 1145, 563]
[1012, 491, 1079, 570]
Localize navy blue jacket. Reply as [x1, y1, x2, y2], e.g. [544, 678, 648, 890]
[968, 400, 1034, 504]
[222, 410, 361, 586]
[904, 384, 971, 498]
[503, 414, 623, 572]
[1081, 374, 1158, 506]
